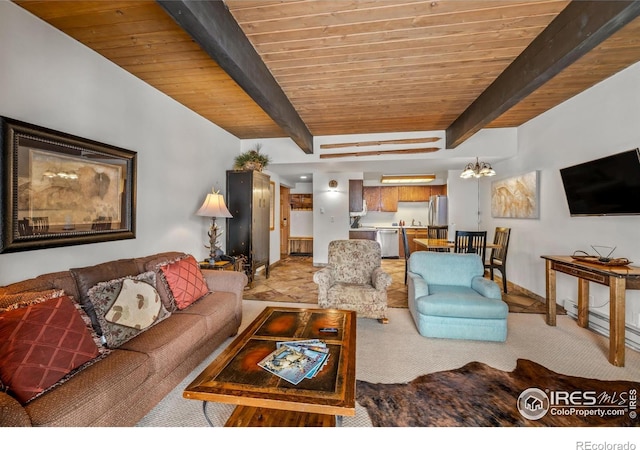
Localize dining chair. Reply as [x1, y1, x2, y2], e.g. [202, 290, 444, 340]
[485, 227, 511, 293]
[427, 225, 448, 239]
[427, 225, 449, 252]
[401, 227, 410, 284]
[454, 230, 487, 263]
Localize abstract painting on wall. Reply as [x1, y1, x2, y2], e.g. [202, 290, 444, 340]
[491, 171, 539, 219]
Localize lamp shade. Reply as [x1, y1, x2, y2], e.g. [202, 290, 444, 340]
[196, 193, 232, 218]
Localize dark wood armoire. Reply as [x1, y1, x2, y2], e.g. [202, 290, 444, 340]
[225, 170, 270, 284]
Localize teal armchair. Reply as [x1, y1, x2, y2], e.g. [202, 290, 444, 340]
[407, 251, 508, 342]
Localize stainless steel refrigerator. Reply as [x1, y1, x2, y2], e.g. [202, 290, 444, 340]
[427, 195, 448, 226]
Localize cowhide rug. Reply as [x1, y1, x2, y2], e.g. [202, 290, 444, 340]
[356, 359, 639, 427]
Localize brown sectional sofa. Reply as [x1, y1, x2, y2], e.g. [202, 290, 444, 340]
[0, 251, 248, 427]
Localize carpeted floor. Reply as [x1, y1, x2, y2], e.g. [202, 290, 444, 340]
[243, 255, 565, 314]
[137, 299, 640, 429]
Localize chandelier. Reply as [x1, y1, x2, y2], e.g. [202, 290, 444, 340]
[460, 157, 496, 179]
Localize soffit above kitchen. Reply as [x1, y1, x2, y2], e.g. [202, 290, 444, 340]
[13, 1, 640, 155]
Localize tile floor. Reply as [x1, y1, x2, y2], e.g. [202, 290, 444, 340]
[243, 255, 565, 314]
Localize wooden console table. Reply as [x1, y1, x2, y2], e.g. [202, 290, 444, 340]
[541, 255, 640, 367]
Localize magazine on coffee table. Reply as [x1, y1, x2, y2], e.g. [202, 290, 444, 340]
[258, 340, 329, 384]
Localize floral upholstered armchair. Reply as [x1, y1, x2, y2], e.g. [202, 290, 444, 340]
[313, 239, 392, 323]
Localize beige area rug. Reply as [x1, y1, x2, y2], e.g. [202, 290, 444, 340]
[244, 256, 563, 314]
[137, 299, 640, 429]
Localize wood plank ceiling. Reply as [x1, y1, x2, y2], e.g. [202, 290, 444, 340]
[14, 0, 640, 153]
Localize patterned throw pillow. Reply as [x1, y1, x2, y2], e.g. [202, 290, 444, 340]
[0, 295, 101, 404]
[0, 289, 65, 309]
[104, 278, 162, 329]
[87, 272, 170, 348]
[157, 255, 209, 310]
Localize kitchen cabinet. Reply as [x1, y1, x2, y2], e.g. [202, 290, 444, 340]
[431, 184, 447, 196]
[290, 193, 312, 210]
[380, 186, 398, 211]
[349, 179, 363, 212]
[399, 228, 429, 257]
[397, 185, 447, 201]
[363, 186, 380, 211]
[398, 186, 430, 202]
[349, 230, 377, 240]
[363, 186, 398, 211]
[226, 170, 270, 284]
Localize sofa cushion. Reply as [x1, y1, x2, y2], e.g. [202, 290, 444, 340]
[70, 258, 140, 335]
[87, 272, 170, 349]
[118, 313, 207, 378]
[416, 285, 508, 319]
[24, 349, 150, 427]
[0, 289, 65, 309]
[0, 295, 101, 404]
[158, 255, 209, 310]
[175, 290, 238, 333]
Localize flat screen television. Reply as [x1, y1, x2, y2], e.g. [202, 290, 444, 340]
[559, 148, 640, 216]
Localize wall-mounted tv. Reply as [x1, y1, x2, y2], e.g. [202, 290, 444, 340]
[559, 148, 640, 216]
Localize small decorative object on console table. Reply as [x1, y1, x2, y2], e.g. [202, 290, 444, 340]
[196, 189, 233, 262]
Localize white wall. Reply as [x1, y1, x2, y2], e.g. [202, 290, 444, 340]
[0, 2, 239, 285]
[313, 172, 362, 264]
[485, 61, 640, 327]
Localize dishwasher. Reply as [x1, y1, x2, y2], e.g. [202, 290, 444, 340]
[376, 228, 399, 258]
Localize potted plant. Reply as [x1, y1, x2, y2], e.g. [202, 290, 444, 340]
[233, 143, 271, 171]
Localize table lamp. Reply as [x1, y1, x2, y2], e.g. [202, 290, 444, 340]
[196, 189, 233, 262]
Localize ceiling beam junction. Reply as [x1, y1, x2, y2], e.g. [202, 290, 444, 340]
[446, 0, 640, 149]
[157, 0, 314, 153]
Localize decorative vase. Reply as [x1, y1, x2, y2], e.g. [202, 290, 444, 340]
[242, 161, 263, 171]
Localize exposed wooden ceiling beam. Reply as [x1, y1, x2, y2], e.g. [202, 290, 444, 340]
[320, 137, 441, 149]
[320, 147, 440, 159]
[156, 0, 314, 153]
[446, 1, 640, 149]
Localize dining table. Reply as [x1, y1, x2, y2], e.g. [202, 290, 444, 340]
[413, 238, 501, 251]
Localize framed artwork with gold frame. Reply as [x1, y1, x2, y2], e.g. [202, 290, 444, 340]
[0, 116, 137, 253]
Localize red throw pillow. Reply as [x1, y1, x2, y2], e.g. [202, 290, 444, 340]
[158, 255, 209, 310]
[0, 295, 101, 404]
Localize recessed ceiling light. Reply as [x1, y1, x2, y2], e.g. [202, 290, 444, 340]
[300, 175, 308, 179]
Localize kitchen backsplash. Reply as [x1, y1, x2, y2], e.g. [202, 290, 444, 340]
[362, 202, 430, 227]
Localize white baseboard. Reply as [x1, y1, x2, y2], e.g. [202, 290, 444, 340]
[563, 299, 640, 352]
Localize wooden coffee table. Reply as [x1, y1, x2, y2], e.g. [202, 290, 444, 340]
[183, 306, 357, 426]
